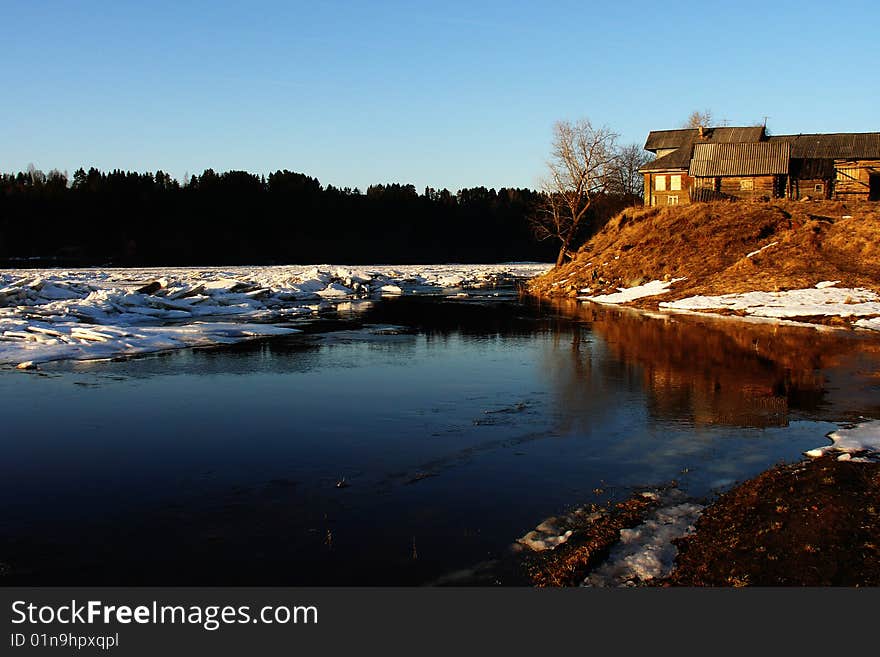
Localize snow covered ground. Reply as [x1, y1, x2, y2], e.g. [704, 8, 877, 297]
[661, 283, 880, 320]
[579, 277, 686, 304]
[578, 278, 880, 332]
[0, 263, 550, 366]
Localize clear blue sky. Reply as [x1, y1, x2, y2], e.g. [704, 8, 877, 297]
[4, 0, 879, 191]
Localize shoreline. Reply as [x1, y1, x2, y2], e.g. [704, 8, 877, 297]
[508, 450, 880, 587]
[515, 288, 880, 586]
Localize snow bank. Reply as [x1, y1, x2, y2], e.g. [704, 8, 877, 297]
[583, 494, 704, 587]
[805, 420, 880, 462]
[662, 283, 880, 326]
[579, 277, 686, 305]
[855, 317, 880, 331]
[0, 264, 550, 366]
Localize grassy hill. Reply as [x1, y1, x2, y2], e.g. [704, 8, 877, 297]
[529, 200, 880, 306]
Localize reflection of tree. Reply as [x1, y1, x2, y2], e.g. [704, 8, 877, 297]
[537, 299, 880, 428]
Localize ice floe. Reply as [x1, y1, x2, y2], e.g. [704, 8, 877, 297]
[661, 285, 880, 324]
[0, 263, 549, 366]
[583, 492, 704, 587]
[580, 277, 686, 305]
[805, 420, 880, 462]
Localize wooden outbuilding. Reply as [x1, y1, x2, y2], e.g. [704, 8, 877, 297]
[689, 142, 790, 200]
[768, 133, 880, 201]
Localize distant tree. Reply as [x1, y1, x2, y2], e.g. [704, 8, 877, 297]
[72, 168, 87, 189]
[682, 110, 714, 129]
[531, 119, 619, 267]
[27, 163, 46, 186]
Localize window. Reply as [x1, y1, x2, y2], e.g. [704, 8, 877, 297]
[740, 179, 754, 191]
[667, 195, 679, 206]
[814, 184, 824, 193]
[670, 175, 682, 191]
[654, 175, 666, 191]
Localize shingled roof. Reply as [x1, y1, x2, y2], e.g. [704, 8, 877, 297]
[768, 133, 880, 159]
[689, 142, 791, 177]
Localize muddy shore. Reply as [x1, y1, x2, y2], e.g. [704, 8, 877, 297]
[663, 455, 880, 586]
[515, 455, 880, 587]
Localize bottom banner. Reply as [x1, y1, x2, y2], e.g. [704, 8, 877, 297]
[1, 587, 873, 655]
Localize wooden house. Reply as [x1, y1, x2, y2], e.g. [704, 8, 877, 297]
[640, 126, 880, 205]
[640, 126, 765, 206]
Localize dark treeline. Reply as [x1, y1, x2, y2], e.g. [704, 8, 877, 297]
[0, 167, 634, 267]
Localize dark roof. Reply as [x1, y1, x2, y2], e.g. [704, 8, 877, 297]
[644, 126, 765, 151]
[640, 126, 768, 172]
[689, 142, 790, 177]
[639, 147, 692, 172]
[769, 133, 880, 159]
[644, 129, 697, 151]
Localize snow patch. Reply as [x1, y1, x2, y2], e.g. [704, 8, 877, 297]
[855, 317, 880, 331]
[745, 241, 778, 258]
[583, 495, 704, 587]
[517, 526, 574, 552]
[581, 277, 686, 305]
[805, 420, 880, 462]
[662, 286, 880, 322]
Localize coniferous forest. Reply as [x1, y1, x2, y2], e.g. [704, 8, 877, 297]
[0, 167, 638, 267]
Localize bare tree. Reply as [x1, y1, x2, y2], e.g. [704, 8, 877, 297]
[531, 119, 619, 267]
[608, 143, 653, 199]
[682, 109, 714, 129]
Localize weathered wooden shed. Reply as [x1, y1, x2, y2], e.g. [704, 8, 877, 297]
[689, 142, 790, 200]
[769, 133, 880, 201]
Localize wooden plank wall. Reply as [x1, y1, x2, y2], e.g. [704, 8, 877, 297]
[834, 160, 880, 199]
[718, 175, 776, 200]
[793, 178, 830, 200]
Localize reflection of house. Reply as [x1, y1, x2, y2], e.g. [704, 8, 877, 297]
[640, 126, 880, 206]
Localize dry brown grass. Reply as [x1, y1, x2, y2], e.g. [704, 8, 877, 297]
[528, 200, 880, 306]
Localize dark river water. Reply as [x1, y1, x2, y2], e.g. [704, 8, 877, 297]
[2, 295, 879, 584]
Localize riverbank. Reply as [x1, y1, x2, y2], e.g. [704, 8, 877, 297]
[529, 200, 880, 330]
[513, 448, 880, 587]
[524, 197, 880, 586]
[662, 454, 880, 586]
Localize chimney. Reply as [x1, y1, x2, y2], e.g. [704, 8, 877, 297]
[698, 125, 706, 139]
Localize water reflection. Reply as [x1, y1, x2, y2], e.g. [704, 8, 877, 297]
[538, 298, 880, 429]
